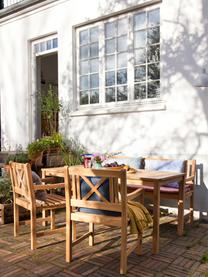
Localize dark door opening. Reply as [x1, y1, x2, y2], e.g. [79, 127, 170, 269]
[37, 52, 58, 137]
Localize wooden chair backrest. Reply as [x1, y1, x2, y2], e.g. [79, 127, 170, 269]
[143, 157, 196, 178]
[9, 162, 35, 203]
[67, 167, 127, 215]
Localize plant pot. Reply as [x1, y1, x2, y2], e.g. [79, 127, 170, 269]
[0, 203, 30, 224]
[30, 151, 43, 167]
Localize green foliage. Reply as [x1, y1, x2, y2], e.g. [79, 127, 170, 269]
[6, 152, 29, 165]
[27, 133, 64, 159]
[39, 84, 62, 135]
[60, 137, 86, 166]
[201, 253, 208, 264]
[0, 176, 12, 204]
[27, 139, 45, 159]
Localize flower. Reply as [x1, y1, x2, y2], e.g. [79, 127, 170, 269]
[92, 153, 106, 163]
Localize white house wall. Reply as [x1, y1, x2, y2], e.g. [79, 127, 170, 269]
[0, 0, 208, 213]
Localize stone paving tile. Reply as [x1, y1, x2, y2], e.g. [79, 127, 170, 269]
[0, 211, 208, 276]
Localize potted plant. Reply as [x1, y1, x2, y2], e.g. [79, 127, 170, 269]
[0, 175, 14, 224]
[39, 84, 62, 136]
[4, 152, 29, 174]
[27, 139, 45, 166]
[60, 137, 86, 166]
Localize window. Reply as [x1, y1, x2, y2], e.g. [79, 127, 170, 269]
[34, 37, 58, 56]
[76, 6, 160, 108]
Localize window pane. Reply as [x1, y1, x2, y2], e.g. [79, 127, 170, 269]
[105, 71, 115, 86]
[117, 36, 127, 52]
[90, 59, 99, 73]
[118, 18, 128, 35]
[134, 83, 146, 99]
[117, 52, 127, 68]
[117, 86, 128, 101]
[34, 44, 40, 53]
[148, 63, 160, 80]
[90, 89, 99, 103]
[80, 30, 88, 45]
[40, 42, 46, 52]
[105, 21, 116, 38]
[147, 45, 160, 62]
[80, 60, 89, 74]
[106, 55, 115, 70]
[148, 9, 160, 27]
[80, 45, 88, 59]
[80, 75, 89, 90]
[90, 73, 99, 88]
[106, 87, 115, 102]
[90, 27, 99, 42]
[147, 81, 160, 98]
[134, 12, 146, 30]
[106, 38, 116, 54]
[80, 91, 89, 105]
[52, 38, 58, 48]
[46, 40, 52, 50]
[135, 66, 146, 82]
[90, 42, 99, 57]
[134, 31, 146, 48]
[147, 27, 160, 44]
[135, 48, 146, 64]
[117, 69, 127, 84]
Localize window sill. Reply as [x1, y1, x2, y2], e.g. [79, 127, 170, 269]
[70, 100, 166, 117]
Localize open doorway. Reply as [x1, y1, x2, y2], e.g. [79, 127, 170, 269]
[37, 52, 58, 137]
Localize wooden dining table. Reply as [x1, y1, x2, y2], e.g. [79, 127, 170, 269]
[42, 166, 185, 254]
[127, 169, 185, 254]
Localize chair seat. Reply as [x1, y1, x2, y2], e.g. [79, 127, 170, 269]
[127, 184, 192, 194]
[36, 194, 65, 207]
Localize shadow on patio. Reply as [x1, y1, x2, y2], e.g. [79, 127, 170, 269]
[0, 210, 208, 277]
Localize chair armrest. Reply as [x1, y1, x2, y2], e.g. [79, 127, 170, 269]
[33, 183, 65, 191]
[41, 177, 56, 183]
[127, 188, 143, 201]
[185, 176, 195, 182]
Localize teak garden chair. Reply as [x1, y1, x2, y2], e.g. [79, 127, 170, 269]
[9, 162, 67, 250]
[141, 158, 196, 234]
[65, 166, 144, 275]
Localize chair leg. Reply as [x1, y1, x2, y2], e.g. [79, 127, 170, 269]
[120, 224, 127, 275]
[42, 209, 47, 227]
[135, 234, 142, 255]
[177, 199, 184, 236]
[89, 223, 94, 246]
[190, 194, 194, 224]
[14, 203, 19, 237]
[50, 210, 55, 230]
[30, 209, 37, 250]
[66, 220, 72, 263]
[72, 221, 76, 241]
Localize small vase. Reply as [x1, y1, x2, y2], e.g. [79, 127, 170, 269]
[93, 162, 102, 169]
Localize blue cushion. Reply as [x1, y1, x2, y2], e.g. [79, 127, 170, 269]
[102, 157, 143, 169]
[80, 177, 120, 216]
[144, 159, 184, 172]
[144, 159, 185, 188]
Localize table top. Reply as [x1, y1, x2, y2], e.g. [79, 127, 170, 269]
[127, 169, 184, 182]
[42, 165, 184, 182]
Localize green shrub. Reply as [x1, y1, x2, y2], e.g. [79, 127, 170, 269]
[6, 152, 29, 164]
[0, 176, 12, 204]
[61, 137, 86, 166]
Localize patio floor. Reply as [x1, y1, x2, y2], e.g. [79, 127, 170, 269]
[0, 211, 208, 277]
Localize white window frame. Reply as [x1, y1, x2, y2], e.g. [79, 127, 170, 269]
[73, 3, 165, 116]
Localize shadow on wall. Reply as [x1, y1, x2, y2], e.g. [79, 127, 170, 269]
[59, 0, 208, 212]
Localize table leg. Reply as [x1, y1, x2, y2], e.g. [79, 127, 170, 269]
[153, 181, 160, 254]
[178, 177, 185, 236]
